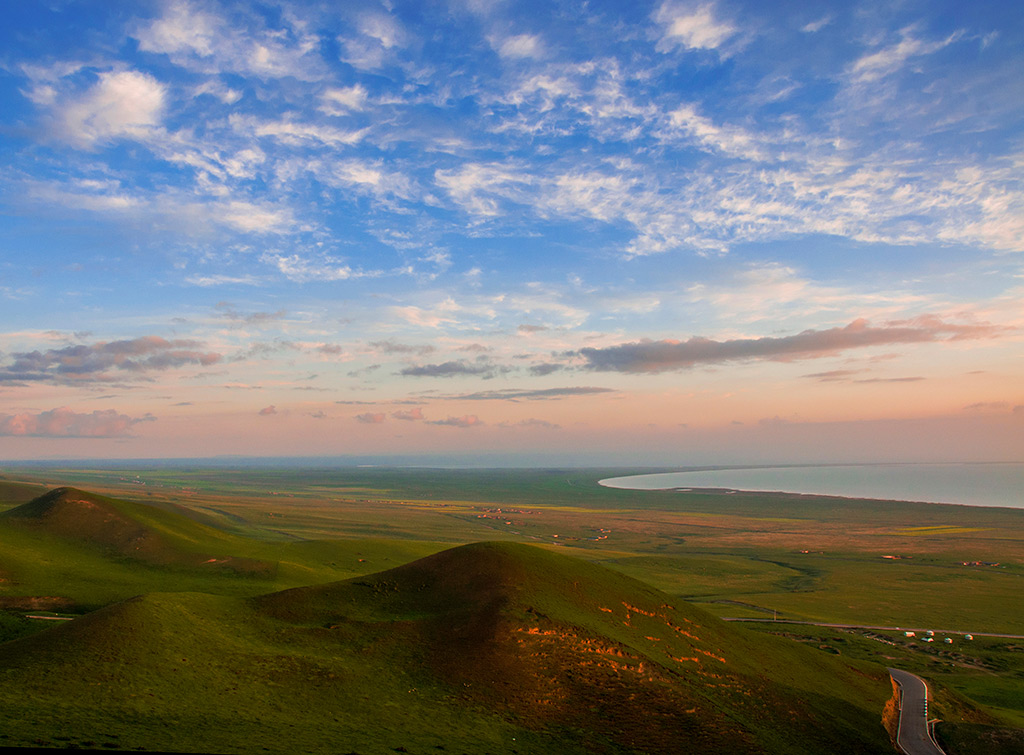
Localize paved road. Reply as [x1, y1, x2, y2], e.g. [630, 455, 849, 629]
[888, 668, 946, 755]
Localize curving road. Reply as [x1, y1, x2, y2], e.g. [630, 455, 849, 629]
[889, 668, 946, 755]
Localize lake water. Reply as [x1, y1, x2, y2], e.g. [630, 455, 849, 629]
[599, 463, 1024, 509]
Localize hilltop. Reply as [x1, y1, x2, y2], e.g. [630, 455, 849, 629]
[0, 541, 893, 754]
[1, 486, 274, 573]
[0, 487, 285, 611]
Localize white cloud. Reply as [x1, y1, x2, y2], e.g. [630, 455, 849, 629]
[320, 85, 369, 115]
[27, 179, 144, 213]
[339, 12, 408, 70]
[684, 263, 930, 325]
[654, 2, 736, 53]
[391, 300, 462, 329]
[492, 34, 544, 59]
[262, 253, 367, 282]
[231, 114, 368, 147]
[24, 178, 296, 237]
[194, 79, 242, 104]
[801, 16, 832, 33]
[544, 171, 637, 223]
[319, 158, 416, 201]
[500, 286, 590, 328]
[133, 1, 324, 80]
[666, 104, 767, 161]
[848, 27, 960, 84]
[134, 1, 221, 57]
[435, 163, 532, 217]
[218, 201, 294, 234]
[53, 70, 166, 148]
[359, 13, 406, 49]
[185, 274, 262, 287]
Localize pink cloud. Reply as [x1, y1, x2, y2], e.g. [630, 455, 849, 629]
[428, 414, 483, 428]
[391, 408, 425, 421]
[356, 412, 386, 423]
[259, 405, 277, 416]
[0, 407, 154, 437]
[499, 418, 561, 429]
[2, 335, 221, 384]
[576, 316, 1004, 374]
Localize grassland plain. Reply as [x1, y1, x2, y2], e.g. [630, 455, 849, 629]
[1, 467, 1023, 753]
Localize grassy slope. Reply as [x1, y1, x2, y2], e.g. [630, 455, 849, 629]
[2, 469, 1021, 753]
[13, 468, 1022, 630]
[0, 487, 447, 610]
[0, 542, 893, 755]
[739, 623, 1024, 755]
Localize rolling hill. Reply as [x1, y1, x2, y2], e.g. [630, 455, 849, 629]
[1, 486, 271, 570]
[0, 541, 894, 754]
[0, 487, 445, 611]
[0, 487, 282, 610]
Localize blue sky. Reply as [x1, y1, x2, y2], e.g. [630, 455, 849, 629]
[0, 0, 1021, 464]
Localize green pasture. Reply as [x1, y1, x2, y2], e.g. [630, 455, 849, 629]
[717, 556, 1024, 632]
[0, 543, 896, 754]
[1, 465, 1023, 754]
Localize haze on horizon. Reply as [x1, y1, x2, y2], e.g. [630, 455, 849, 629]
[0, 0, 1021, 466]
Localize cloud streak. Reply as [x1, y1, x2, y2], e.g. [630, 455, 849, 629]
[575, 317, 1004, 373]
[399, 360, 509, 379]
[439, 387, 617, 401]
[427, 415, 483, 428]
[1, 336, 221, 383]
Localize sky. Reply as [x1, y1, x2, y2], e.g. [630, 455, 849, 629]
[0, 0, 1021, 466]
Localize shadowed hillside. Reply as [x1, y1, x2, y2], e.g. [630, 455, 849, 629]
[257, 542, 894, 754]
[0, 478, 49, 510]
[0, 541, 894, 754]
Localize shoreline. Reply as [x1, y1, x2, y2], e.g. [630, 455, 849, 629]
[598, 462, 1024, 510]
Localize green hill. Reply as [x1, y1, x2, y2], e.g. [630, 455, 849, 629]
[0, 541, 893, 754]
[0, 487, 446, 611]
[0, 487, 282, 610]
[2, 486, 270, 571]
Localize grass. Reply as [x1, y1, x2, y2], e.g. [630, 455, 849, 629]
[1, 466, 1022, 753]
[0, 542, 894, 754]
[737, 622, 1024, 752]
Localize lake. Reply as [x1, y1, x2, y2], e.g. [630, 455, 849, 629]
[599, 462, 1024, 509]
